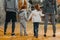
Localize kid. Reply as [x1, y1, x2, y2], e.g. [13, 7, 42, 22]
[28, 4, 44, 38]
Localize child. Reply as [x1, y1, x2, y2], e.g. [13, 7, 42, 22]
[19, 5, 28, 36]
[28, 4, 44, 38]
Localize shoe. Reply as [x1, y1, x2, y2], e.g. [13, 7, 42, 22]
[44, 34, 46, 37]
[35, 36, 38, 38]
[34, 36, 38, 38]
[20, 33, 23, 36]
[53, 34, 56, 37]
[4, 32, 6, 35]
[20, 34, 23, 36]
[11, 33, 15, 36]
[24, 34, 28, 36]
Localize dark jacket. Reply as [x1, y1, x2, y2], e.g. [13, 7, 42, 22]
[43, 0, 57, 14]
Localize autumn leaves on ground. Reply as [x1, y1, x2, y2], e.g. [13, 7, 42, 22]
[0, 22, 60, 40]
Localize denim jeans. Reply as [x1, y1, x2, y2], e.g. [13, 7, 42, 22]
[33, 22, 39, 37]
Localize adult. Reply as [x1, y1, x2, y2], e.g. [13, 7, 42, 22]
[43, 0, 57, 37]
[4, 0, 18, 36]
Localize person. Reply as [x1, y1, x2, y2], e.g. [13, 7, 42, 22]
[19, 5, 28, 36]
[43, 0, 57, 37]
[28, 4, 44, 38]
[4, 0, 18, 36]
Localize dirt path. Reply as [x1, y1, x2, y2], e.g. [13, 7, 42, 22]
[0, 22, 60, 40]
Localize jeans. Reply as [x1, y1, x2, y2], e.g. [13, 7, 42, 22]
[33, 22, 39, 37]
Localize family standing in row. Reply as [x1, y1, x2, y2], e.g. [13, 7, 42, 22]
[4, 0, 57, 38]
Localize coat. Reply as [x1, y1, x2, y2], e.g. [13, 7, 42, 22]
[19, 9, 27, 22]
[43, 0, 57, 14]
[4, 0, 18, 12]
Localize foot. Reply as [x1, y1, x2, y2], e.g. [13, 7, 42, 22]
[4, 32, 6, 35]
[11, 33, 15, 36]
[24, 34, 28, 36]
[44, 34, 46, 37]
[35, 36, 38, 38]
[20, 34, 23, 36]
[53, 34, 56, 37]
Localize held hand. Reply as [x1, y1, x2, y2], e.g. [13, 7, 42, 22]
[27, 19, 29, 22]
[27, 19, 30, 22]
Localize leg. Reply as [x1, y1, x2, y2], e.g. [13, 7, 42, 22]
[35, 23, 39, 38]
[23, 22, 27, 36]
[20, 23, 23, 36]
[33, 22, 39, 38]
[44, 14, 49, 37]
[11, 12, 16, 36]
[51, 14, 56, 37]
[4, 11, 10, 35]
[4, 21, 9, 35]
[11, 22, 15, 36]
[33, 23, 36, 37]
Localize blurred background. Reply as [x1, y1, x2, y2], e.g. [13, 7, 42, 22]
[0, 0, 60, 25]
[0, 0, 60, 40]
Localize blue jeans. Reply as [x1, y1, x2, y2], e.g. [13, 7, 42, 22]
[33, 22, 39, 37]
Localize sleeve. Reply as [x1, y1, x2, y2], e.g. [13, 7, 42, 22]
[24, 11, 28, 21]
[15, 0, 18, 12]
[4, 0, 6, 11]
[54, 0, 57, 14]
[43, 0, 46, 13]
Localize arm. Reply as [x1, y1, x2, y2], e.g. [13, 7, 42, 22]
[54, 0, 57, 14]
[28, 13, 32, 21]
[15, 0, 18, 12]
[4, 0, 6, 12]
[24, 10, 28, 21]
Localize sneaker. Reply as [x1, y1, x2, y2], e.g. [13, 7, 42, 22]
[20, 34, 23, 36]
[44, 34, 46, 37]
[4, 32, 6, 35]
[11, 33, 15, 36]
[53, 34, 56, 37]
[35, 36, 38, 38]
[24, 34, 28, 36]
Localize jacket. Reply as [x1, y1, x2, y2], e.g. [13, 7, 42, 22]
[19, 9, 27, 21]
[28, 9, 44, 22]
[4, 0, 18, 12]
[43, 0, 57, 14]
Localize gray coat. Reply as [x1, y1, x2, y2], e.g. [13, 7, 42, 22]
[43, 0, 57, 14]
[4, 0, 18, 12]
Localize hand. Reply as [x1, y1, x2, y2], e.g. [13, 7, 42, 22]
[27, 19, 29, 22]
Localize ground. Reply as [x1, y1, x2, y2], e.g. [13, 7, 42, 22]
[0, 21, 60, 40]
